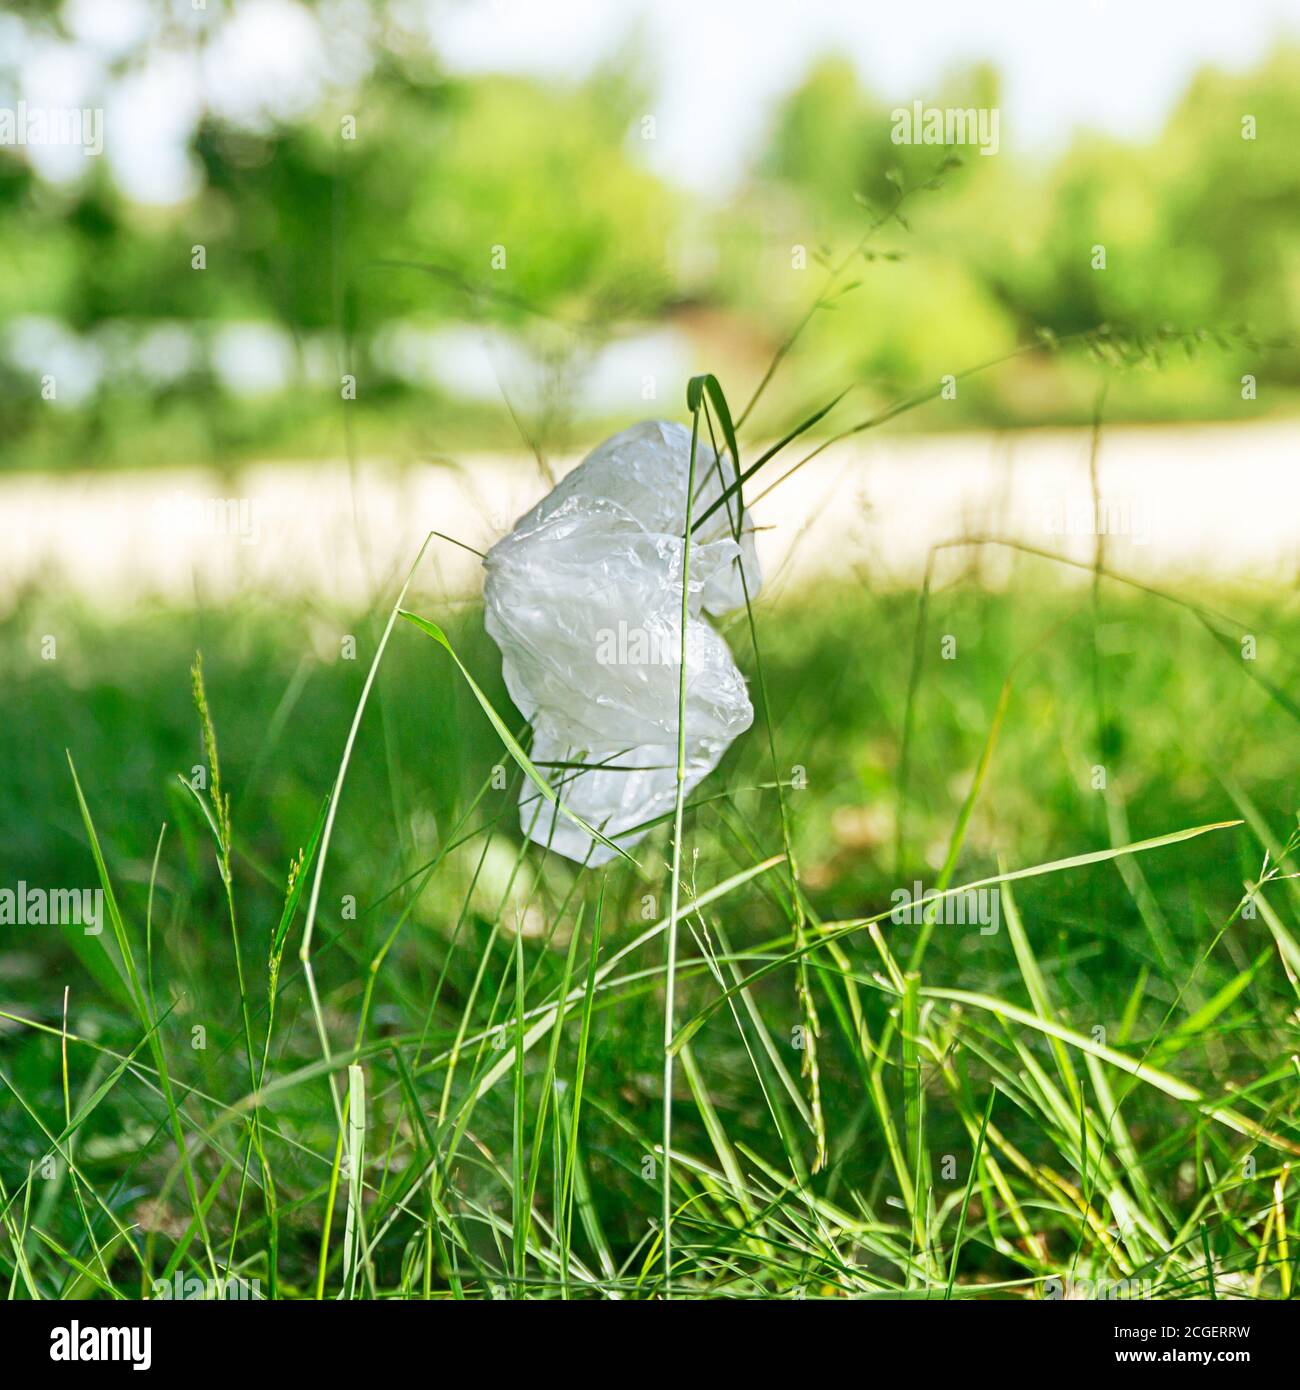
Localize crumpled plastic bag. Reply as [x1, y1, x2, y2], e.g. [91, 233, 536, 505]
[482, 419, 761, 864]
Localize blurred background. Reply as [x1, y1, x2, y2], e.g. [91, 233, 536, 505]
[2, 0, 1300, 608]
[3, 0, 1299, 468]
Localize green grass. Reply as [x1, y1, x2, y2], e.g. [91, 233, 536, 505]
[2, 552, 1299, 1300]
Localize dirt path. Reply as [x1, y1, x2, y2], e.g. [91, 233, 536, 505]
[4, 420, 1295, 615]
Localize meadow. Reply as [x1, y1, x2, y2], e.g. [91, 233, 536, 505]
[2, 539, 1298, 1299]
[3, 2, 1299, 1308]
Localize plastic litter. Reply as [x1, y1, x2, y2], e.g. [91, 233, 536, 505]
[482, 419, 761, 864]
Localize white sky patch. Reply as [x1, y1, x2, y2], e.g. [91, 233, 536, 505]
[4, 0, 1297, 203]
[575, 329, 692, 414]
[63, 0, 154, 60]
[373, 321, 692, 414]
[212, 322, 297, 396]
[315, 0, 384, 89]
[107, 51, 204, 204]
[433, 0, 1300, 191]
[374, 323, 528, 398]
[133, 324, 201, 384]
[6, 315, 104, 407]
[12, 36, 103, 183]
[200, 0, 329, 127]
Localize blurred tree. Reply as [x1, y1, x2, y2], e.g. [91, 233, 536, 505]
[0, 5, 1296, 470]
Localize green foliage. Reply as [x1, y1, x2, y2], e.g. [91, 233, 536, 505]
[2, 34, 1298, 472]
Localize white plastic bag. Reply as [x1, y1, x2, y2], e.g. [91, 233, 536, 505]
[482, 419, 761, 864]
